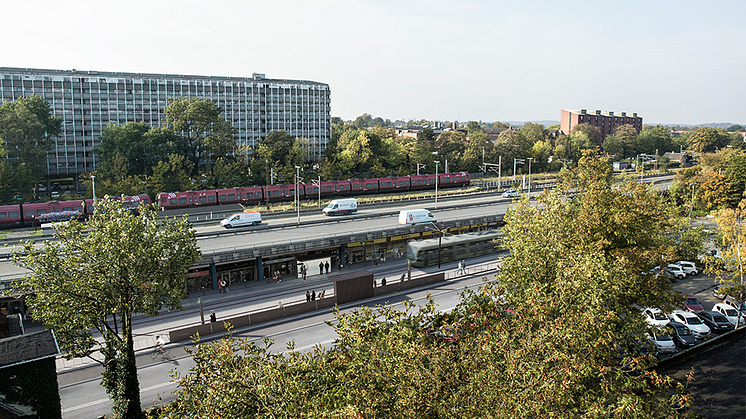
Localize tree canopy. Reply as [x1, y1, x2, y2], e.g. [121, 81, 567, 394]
[0, 95, 60, 198]
[12, 197, 200, 419]
[156, 151, 694, 418]
[162, 97, 238, 173]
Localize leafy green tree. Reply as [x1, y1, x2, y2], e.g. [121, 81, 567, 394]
[570, 123, 603, 147]
[726, 124, 744, 132]
[162, 97, 237, 174]
[465, 120, 484, 134]
[636, 125, 675, 155]
[687, 127, 728, 153]
[335, 129, 383, 175]
[494, 130, 521, 174]
[150, 154, 197, 193]
[0, 95, 61, 194]
[206, 157, 251, 189]
[602, 124, 638, 158]
[12, 197, 200, 419]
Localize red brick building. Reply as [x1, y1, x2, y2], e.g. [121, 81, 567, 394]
[560, 109, 642, 139]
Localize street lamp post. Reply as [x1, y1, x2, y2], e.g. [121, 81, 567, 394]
[434, 160, 440, 209]
[91, 175, 96, 202]
[527, 158, 533, 195]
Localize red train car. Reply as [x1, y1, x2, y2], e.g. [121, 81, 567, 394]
[350, 178, 380, 194]
[216, 187, 264, 205]
[0, 204, 22, 227]
[22, 200, 86, 223]
[409, 174, 434, 190]
[265, 184, 304, 202]
[314, 180, 352, 198]
[378, 176, 410, 193]
[85, 194, 152, 214]
[157, 190, 218, 209]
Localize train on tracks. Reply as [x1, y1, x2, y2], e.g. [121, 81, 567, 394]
[156, 172, 470, 209]
[0, 172, 470, 227]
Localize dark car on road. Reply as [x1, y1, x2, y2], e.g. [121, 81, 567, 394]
[696, 311, 735, 333]
[666, 321, 697, 348]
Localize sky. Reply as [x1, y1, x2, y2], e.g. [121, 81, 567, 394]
[4, 0, 745, 125]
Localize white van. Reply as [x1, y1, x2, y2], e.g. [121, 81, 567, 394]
[398, 209, 437, 225]
[322, 198, 357, 216]
[220, 212, 262, 228]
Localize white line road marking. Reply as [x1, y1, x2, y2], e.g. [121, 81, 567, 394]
[62, 381, 176, 413]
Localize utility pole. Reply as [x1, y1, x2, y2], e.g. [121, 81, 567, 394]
[295, 166, 301, 224]
[434, 160, 440, 209]
[527, 158, 533, 194]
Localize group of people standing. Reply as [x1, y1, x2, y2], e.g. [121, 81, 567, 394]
[306, 289, 325, 302]
[318, 261, 330, 275]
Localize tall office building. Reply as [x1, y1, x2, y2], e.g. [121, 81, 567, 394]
[0, 67, 331, 177]
[560, 109, 642, 139]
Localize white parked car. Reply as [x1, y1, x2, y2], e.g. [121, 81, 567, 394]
[713, 303, 745, 327]
[674, 261, 698, 276]
[646, 328, 677, 355]
[642, 308, 670, 327]
[670, 310, 711, 338]
[502, 189, 520, 198]
[666, 264, 687, 280]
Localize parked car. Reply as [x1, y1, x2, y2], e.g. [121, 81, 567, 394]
[665, 321, 697, 348]
[502, 189, 520, 198]
[674, 261, 698, 276]
[682, 295, 705, 312]
[712, 303, 745, 327]
[670, 310, 711, 339]
[642, 308, 670, 327]
[695, 311, 735, 333]
[646, 327, 677, 355]
[666, 264, 687, 280]
[712, 284, 727, 300]
[723, 296, 746, 317]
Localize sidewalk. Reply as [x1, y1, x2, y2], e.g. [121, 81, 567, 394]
[41, 255, 500, 372]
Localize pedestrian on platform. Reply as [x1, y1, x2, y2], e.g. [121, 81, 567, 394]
[302, 265, 307, 280]
[462, 260, 467, 274]
[218, 279, 224, 294]
[210, 310, 216, 323]
[278, 301, 284, 309]
[306, 290, 311, 302]
[400, 273, 405, 282]
[325, 261, 330, 274]
[381, 277, 387, 286]
[311, 290, 316, 301]
[319, 262, 324, 275]
[319, 289, 325, 299]
[337, 259, 342, 271]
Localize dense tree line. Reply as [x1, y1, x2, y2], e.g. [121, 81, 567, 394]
[2, 95, 744, 205]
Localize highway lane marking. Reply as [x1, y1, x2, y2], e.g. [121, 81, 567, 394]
[62, 381, 176, 413]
